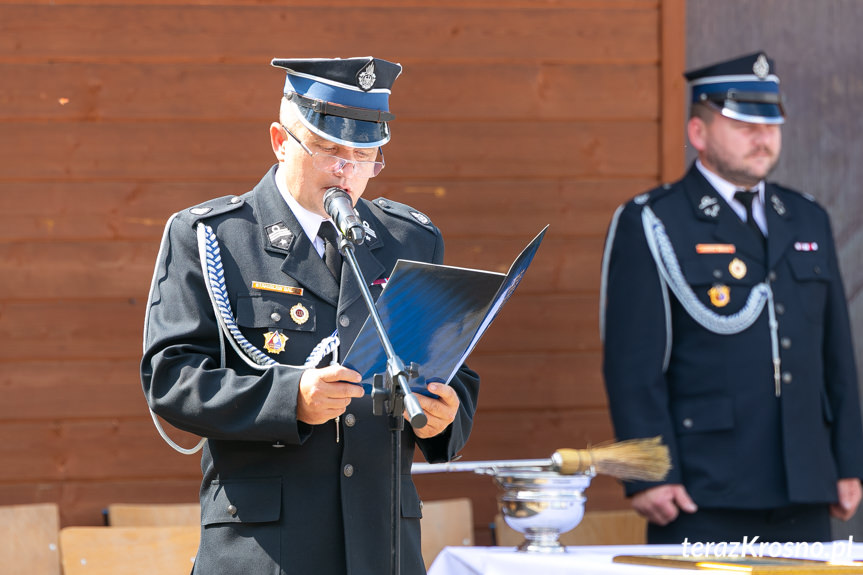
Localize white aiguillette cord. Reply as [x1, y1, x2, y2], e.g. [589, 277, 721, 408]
[147, 223, 340, 455]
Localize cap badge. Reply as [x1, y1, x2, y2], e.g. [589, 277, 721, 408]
[698, 196, 720, 218]
[357, 61, 376, 92]
[753, 54, 770, 79]
[770, 194, 787, 216]
[290, 303, 310, 325]
[729, 258, 747, 279]
[266, 222, 293, 248]
[708, 285, 730, 308]
[263, 330, 288, 354]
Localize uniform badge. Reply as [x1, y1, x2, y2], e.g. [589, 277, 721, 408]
[362, 220, 377, 239]
[266, 222, 294, 249]
[696, 243, 735, 254]
[290, 303, 310, 325]
[410, 211, 430, 225]
[728, 258, 747, 279]
[753, 54, 770, 79]
[263, 331, 288, 354]
[794, 241, 819, 252]
[357, 61, 376, 91]
[698, 196, 720, 218]
[770, 194, 787, 216]
[252, 281, 303, 296]
[708, 285, 730, 308]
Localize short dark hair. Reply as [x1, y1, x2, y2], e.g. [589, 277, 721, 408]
[689, 101, 716, 123]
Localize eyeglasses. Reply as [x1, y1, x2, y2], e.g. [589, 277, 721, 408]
[281, 124, 385, 178]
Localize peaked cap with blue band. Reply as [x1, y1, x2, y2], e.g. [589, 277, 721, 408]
[686, 52, 785, 125]
[271, 57, 403, 148]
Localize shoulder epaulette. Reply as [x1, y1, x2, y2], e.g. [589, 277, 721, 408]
[369, 197, 437, 233]
[629, 181, 676, 209]
[181, 195, 246, 226]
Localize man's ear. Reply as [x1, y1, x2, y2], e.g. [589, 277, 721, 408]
[687, 116, 707, 154]
[270, 122, 287, 160]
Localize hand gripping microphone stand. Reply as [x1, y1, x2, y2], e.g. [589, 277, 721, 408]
[324, 188, 426, 575]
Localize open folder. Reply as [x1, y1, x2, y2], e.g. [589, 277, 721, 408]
[342, 225, 548, 394]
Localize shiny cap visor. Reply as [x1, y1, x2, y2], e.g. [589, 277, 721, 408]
[295, 105, 390, 149]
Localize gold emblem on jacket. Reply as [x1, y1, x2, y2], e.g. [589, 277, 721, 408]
[290, 303, 310, 325]
[728, 258, 747, 280]
[708, 285, 730, 308]
[264, 331, 288, 354]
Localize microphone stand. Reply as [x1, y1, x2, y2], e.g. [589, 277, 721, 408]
[336, 234, 427, 575]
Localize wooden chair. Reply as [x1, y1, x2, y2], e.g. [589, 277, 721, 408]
[0, 502, 61, 575]
[494, 509, 646, 546]
[420, 497, 474, 568]
[106, 502, 200, 527]
[60, 525, 199, 575]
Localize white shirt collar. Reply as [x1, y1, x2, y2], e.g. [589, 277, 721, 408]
[695, 159, 767, 234]
[274, 165, 331, 256]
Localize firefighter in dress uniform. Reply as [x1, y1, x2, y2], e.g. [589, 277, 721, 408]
[141, 57, 480, 574]
[601, 52, 863, 543]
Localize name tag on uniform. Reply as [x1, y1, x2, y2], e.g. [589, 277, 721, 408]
[696, 243, 736, 254]
[252, 281, 304, 296]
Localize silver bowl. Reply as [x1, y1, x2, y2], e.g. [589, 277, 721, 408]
[490, 468, 593, 553]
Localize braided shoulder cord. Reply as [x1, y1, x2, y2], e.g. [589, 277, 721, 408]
[642, 206, 783, 395]
[641, 206, 770, 334]
[150, 224, 343, 456]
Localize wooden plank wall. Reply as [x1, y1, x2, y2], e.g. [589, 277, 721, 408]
[0, 0, 684, 545]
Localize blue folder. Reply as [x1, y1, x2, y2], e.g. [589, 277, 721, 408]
[342, 226, 548, 394]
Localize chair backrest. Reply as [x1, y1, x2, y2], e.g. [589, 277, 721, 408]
[107, 502, 200, 527]
[420, 497, 474, 568]
[494, 509, 646, 546]
[0, 502, 61, 575]
[60, 525, 199, 575]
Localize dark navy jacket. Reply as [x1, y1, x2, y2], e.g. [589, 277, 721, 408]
[601, 164, 863, 509]
[141, 166, 480, 574]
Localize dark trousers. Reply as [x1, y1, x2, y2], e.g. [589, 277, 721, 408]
[647, 505, 831, 544]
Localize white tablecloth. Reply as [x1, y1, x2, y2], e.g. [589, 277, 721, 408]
[428, 542, 863, 575]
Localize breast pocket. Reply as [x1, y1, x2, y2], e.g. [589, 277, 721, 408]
[679, 254, 763, 315]
[236, 292, 317, 333]
[786, 253, 831, 324]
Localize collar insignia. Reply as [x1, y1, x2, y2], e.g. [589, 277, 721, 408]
[266, 222, 293, 248]
[770, 194, 787, 216]
[357, 61, 376, 92]
[698, 196, 720, 217]
[363, 220, 377, 239]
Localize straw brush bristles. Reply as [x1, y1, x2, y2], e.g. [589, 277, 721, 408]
[553, 436, 671, 482]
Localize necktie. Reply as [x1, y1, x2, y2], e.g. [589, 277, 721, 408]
[317, 223, 342, 283]
[734, 190, 765, 245]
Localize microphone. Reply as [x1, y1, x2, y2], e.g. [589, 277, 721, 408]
[323, 187, 365, 245]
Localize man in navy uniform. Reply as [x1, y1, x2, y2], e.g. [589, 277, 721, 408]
[141, 57, 480, 574]
[600, 52, 863, 542]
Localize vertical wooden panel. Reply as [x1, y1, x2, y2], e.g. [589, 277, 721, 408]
[660, 0, 687, 181]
